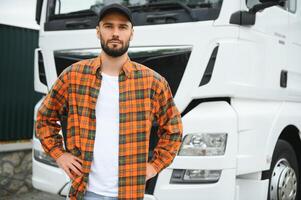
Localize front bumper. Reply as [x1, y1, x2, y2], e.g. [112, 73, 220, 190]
[153, 168, 236, 200]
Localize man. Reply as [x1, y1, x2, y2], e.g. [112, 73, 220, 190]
[36, 3, 183, 200]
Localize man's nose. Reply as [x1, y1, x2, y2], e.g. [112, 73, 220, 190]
[112, 27, 120, 37]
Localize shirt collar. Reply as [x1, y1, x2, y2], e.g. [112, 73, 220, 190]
[91, 54, 134, 79]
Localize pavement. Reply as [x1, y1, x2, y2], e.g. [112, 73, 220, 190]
[3, 189, 65, 200]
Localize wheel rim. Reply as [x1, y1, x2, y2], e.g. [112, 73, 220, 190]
[270, 158, 297, 200]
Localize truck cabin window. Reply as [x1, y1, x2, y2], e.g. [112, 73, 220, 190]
[45, 0, 223, 31]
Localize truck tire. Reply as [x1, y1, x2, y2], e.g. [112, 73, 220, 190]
[264, 139, 299, 200]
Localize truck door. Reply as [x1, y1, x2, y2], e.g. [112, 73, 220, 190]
[287, 0, 301, 94]
[233, 0, 290, 186]
[238, 0, 289, 91]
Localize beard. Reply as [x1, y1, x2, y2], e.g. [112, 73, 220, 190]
[100, 35, 130, 57]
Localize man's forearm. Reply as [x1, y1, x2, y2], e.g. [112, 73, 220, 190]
[36, 105, 66, 160]
[35, 67, 70, 160]
[149, 131, 182, 173]
[151, 77, 183, 173]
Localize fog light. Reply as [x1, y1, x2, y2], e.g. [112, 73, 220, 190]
[33, 149, 58, 167]
[171, 169, 221, 184]
[178, 133, 227, 156]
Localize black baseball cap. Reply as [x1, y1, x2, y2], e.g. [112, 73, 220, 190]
[97, 3, 133, 26]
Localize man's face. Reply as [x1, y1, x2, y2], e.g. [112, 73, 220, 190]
[96, 12, 133, 57]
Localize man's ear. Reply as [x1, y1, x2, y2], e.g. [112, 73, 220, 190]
[130, 28, 134, 41]
[96, 26, 100, 39]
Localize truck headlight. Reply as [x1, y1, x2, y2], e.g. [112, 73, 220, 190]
[170, 169, 221, 184]
[33, 149, 58, 167]
[178, 133, 227, 156]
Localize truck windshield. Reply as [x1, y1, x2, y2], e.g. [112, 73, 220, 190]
[46, 0, 223, 30]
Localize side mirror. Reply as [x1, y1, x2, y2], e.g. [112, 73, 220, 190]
[229, 11, 255, 26]
[35, 0, 44, 25]
[230, 0, 287, 26]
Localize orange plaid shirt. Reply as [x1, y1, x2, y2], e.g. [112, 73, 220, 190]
[35, 55, 183, 199]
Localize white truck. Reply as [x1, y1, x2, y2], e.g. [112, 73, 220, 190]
[32, 0, 301, 199]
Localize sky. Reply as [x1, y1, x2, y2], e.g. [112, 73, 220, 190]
[0, 0, 39, 29]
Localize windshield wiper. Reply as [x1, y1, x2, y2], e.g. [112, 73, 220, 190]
[129, 1, 198, 21]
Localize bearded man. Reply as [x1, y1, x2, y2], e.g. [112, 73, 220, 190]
[36, 3, 183, 200]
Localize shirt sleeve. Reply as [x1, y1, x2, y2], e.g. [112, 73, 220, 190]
[149, 78, 183, 173]
[35, 67, 70, 160]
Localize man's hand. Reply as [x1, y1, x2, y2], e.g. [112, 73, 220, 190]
[56, 152, 83, 179]
[146, 163, 157, 182]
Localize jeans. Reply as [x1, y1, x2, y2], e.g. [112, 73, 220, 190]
[83, 191, 118, 200]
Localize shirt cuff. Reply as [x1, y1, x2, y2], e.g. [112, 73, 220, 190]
[49, 147, 66, 160]
[149, 158, 165, 173]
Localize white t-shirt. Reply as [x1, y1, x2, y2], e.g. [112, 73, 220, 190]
[87, 72, 119, 197]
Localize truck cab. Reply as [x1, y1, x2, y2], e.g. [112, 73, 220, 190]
[32, 0, 301, 199]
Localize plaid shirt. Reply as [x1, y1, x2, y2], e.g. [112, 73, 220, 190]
[35, 55, 183, 200]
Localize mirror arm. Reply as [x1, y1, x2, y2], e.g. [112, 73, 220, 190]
[249, 1, 284, 14]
